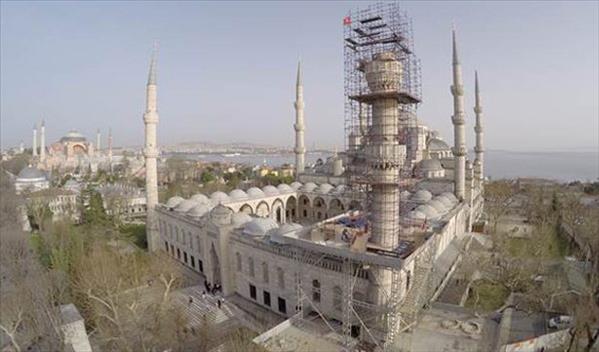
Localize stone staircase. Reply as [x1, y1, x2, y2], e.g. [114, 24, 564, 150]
[174, 286, 233, 329]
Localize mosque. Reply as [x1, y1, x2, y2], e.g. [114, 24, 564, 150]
[144, 4, 486, 350]
[29, 120, 114, 172]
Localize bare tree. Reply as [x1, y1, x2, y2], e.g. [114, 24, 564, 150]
[484, 180, 518, 234]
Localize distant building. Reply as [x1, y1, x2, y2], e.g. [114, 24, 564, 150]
[27, 188, 79, 223]
[97, 183, 147, 220]
[15, 165, 49, 194]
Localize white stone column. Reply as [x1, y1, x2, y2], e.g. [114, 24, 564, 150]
[32, 124, 38, 157]
[40, 120, 46, 161]
[451, 30, 466, 200]
[294, 61, 306, 179]
[473, 71, 484, 182]
[144, 47, 160, 252]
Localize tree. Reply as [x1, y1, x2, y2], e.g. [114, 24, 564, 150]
[484, 180, 518, 234]
[71, 245, 194, 351]
[0, 169, 64, 351]
[201, 170, 216, 184]
[25, 193, 52, 232]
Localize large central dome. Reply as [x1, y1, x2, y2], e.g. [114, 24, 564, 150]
[60, 130, 87, 143]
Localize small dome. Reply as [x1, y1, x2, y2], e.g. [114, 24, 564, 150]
[427, 138, 450, 151]
[190, 193, 209, 204]
[187, 203, 212, 218]
[210, 205, 233, 225]
[400, 190, 412, 201]
[317, 183, 334, 194]
[290, 182, 303, 190]
[232, 212, 253, 226]
[243, 218, 279, 236]
[415, 204, 438, 219]
[262, 185, 280, 196]
[407, 210, 427, 220]
[210, 191, 230, 204]
[333, 185, 347, 194]
[17, 166, 46, 180]
[247, 187, 265, 198]
[275, 222, 302, 236]
[175, 199, 197, 213]
[229, 189, 249, 201]
[428, 199, 447, 213]
[301, 182, 317, 192]
[166, 196, 185, 208]
[418, 158, 444, 172]
[277, 184, 294, 193]
[411, 189, 432, 203]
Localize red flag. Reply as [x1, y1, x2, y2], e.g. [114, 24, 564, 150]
[343, 16, 352, 26]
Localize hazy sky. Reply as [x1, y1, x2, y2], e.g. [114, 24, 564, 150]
[1, 1, 597, 151]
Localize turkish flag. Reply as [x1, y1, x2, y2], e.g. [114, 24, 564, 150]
[343, 16, 352, 25]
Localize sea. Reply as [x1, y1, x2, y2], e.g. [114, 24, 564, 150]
[167, 150, 599, 182]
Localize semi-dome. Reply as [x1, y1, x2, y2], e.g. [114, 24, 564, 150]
[301, 182, 317, 192]
[427, 138, 450, 151]
[290, 182, 303, 190]
[247, 187, 265, 198]
[275, 222, 302, 236]
[407, 210, 427, 220]
[277, 184, 294, 193]
[317, 183, 334, 194]
[411, 189, 432, 203]
[190, 193, 209, 204]
[60, 130, 87, 143]
[210, 191, 230, 204]
[175, 199, 197, 213]
[166, 196, 185, 208]
[418, 158, 444, 172]
[415, 204, 438, 219]
[232, 212, 252, 226]
[17, 166, 46, 180]
[428, 199, 447, 213]
[441, 192, 459, 203]
[435, 195, 454, 208]
[229, 189, 249, 201]
[243, 218, 279, 237]
[187, 203, 212, 218]
[262, 185, 280, 196]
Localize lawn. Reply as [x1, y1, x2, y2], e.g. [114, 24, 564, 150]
[464, 280, 510, 312]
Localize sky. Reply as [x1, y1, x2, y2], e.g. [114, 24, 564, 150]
[1, 1, 598, 152]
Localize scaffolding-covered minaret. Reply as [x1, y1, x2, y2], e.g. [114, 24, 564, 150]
[451, 29, 466, 200]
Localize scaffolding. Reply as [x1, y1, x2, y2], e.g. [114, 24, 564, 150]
[343, 2, 422, 350]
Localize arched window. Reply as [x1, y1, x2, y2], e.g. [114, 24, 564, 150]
[236, 252, 242, 271]
[333, 286, 342, 311]
[277, 267, 285, 289]
[312, 279, 320, 302]
[248, 257, 255, 277]
[262, 262, 269, 283]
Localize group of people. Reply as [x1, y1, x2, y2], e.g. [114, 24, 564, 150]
[204, 281, 222, 295]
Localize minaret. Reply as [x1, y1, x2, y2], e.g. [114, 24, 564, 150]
[108, 128, 113, 172]
[473, 71, 484, 181]
[96, 129, 101, 151]
[294, 60, 306, 179]
[451, 29, 466, 200]
[40, 120, 46, 161]
[32, 123, 38, 157]
[19, 140, 24, 154]
[144, 45, 160, 252]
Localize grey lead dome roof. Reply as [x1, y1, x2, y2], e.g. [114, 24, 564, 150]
[59, 130, 87, 143]
[17, 166, 46, 180]
[427, 138, 450, 151]
[418, 158, 444, 172]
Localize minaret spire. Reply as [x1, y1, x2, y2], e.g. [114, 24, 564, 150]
[144, 44, 160, 252]
[40, 119, 46, 161]
[294, 60, 306, 179]
[473, 70, 484, 180]
[451, 28, 466, 200]
[32, 123, 38, 157]
[96, 129, 101, 151]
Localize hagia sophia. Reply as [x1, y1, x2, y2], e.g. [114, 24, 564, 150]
[143, 3, 486, 350]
